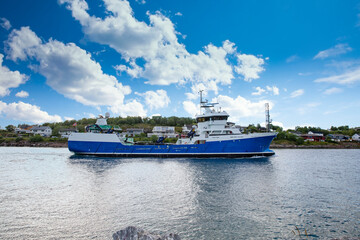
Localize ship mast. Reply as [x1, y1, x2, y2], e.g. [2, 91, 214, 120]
[265, 103, 272, 132]
[198, 90, 207, 114]
[198, 90, 218, 114]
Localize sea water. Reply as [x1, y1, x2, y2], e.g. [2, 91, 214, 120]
[0, 147, 359, 239]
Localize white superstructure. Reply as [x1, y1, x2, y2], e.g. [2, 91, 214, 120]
[175, 91, 276, 145]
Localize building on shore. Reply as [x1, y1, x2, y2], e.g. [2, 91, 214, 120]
[301, 131, 325, 142]
[328, 134, 350, 142]
[147, 126, 178, 138]
[15, 125, 34, 134]
[59, 128, 78, 138]
[31, 126, 52, 137]
[125, 128, 144, 137]
[352, 133, 360, 141]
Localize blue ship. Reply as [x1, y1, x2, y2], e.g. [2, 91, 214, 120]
[68, 94, 277, 158]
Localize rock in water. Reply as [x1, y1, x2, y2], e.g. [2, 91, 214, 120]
[113, 226, 181, 240]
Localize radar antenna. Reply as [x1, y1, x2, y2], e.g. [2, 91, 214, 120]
[198, 90, 218, 113]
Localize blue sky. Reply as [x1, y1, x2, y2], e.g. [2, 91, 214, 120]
[0, 0, 360, 129]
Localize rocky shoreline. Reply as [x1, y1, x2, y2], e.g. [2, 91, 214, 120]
[1, 141, 360, 149]
[0, 141, 68, 148]
[271, 142, 360, 149]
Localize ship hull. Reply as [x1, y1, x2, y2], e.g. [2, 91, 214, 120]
[68, 133, 276, 158]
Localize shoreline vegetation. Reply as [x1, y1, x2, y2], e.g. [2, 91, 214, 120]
[2, 116, 360, 149]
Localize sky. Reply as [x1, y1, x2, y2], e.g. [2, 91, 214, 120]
[0, 0, 360, 130]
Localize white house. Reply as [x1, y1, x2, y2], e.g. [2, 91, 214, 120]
[31, 126, 52, 137]
[147, 126, 178, 138]
[352, 133, 360, 141]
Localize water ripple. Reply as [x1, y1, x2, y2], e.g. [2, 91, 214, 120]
[0, 147, 359, 239]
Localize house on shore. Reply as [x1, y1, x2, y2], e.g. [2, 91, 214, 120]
[125, 128, 144, 137]
[301, 131, 325, 142]
[31, 126, 52, 137]
[147, 126, 178, 138]
[15, 125, 33, 134]
[351, 133, 360, 141]
[327, 134, 350, 142]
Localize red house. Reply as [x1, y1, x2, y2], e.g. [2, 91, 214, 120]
[301, 131, 325, 142]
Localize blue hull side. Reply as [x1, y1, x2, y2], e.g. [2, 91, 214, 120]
[68, 135, 276, 158]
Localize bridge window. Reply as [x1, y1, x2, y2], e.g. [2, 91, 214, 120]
[196, 116, 227, 122]
[212, 116, 228, 121]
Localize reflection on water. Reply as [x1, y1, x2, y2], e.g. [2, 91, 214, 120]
[68, 155, 125, 174]
[0, 147, 359, 239]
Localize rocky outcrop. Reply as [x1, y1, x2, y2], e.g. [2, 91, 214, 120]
[113, 226, 180, 240]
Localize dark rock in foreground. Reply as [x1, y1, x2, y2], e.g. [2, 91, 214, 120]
[113, 226, 180, 240]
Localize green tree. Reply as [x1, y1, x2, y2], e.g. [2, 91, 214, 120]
[5, 125, 15, 132]
[286, 133, 297, 142]
[295, 137, 304, 145]
[275, 131, 286, 140]
[150, 135, 158, 143]
[271, 125, 283, 132]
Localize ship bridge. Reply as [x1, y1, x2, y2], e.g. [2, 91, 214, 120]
[194, 92, 240, 137]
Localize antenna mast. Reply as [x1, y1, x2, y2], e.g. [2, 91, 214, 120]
[265, 103, 271, 132]
[199, 90, 206, 114]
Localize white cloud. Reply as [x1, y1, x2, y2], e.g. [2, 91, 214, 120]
[271, 121, 284, 129]
[64, 116, 75, 121]
[314, 67, 360, 85]
[185, 82, 219, 100]
[314, 43, 352, 60]
[175, 12, 182, 16]
[298, 72, 312, 76]
[0, 101, 62, 124]
[0, 17, 11, 30]
[5, 26, 146, 117]
[115, 59, 143, 78]
[5, 26, 42, 61]
[60, 0, 265, 94]
[260, 120, 284, 129]
[0, 54, 28, 97]
[252, 86, 279, 96]
[87, 113, 96, 118]
[109, 99, 147, 117]
[323, 87, 343, 95]
[307, 102, 320, 108]
[286, 55, 299, 63]
[15, 90, 29, 98]
[323, 110, 338, 115]
[234, 54, 265, 82]
[214, 95, 273, 123]
[251, 87, 265, 96]
[136, 89, 170, 110]
[266, 85, 279, 95]
[183, 100, 200, 117]
[290, 89, 304, 98]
